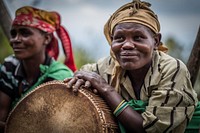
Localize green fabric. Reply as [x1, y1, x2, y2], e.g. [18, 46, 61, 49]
[29, 60, 73, 90]
[118, 100, 200, 133]
[118, 99, 148, 133]
[11, 60, 73, 108]
[185, 101, 200, 133]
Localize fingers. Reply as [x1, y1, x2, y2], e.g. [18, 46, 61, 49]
[83, 81, 98, 94]
[64, 77, 86, 95]
[84, 80, 91, 88]
[63, 77, 72, 83]
[65, 77, 77, 89]
[72, 78, 85, 93]
[92, 89, 98, 94]
[63, 71, 100, 95]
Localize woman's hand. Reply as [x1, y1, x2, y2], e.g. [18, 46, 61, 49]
[64, 70, 112, 96]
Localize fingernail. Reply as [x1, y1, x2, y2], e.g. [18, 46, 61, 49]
[66, 84, 70, 88]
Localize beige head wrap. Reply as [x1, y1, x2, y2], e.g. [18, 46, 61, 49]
[104, 0, 167, 91]
[104, 0, 168, 52]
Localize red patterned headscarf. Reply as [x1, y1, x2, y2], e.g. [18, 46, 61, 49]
[12, 6, 77, 72]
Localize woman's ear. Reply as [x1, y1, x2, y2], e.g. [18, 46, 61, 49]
[154, 33, 161, 48]
[44, 33, 52, 46]
[110, 35, 114, 41]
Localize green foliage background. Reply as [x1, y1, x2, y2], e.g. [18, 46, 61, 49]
[0, 26, 12, 63]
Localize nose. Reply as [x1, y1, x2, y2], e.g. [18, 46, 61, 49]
[122, 41, 135, 50]
[10, 33, 22, 45]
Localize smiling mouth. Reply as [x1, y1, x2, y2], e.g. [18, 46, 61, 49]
[121, 55, 137, 58]
[120, 52, 138, 56]
[13, 47, 25, 52]
[120, 53, 139, 60]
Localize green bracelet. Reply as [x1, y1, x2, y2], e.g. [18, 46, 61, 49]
[113, 100, 125, 115]
[114, 101, 128, 117]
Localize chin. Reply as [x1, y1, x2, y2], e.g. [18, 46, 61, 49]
[121, 64, 138, 70]
[14, 54, 27, 60]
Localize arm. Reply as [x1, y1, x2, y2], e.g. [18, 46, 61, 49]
[0, 91, 12, 131]
[66, 70, 146, 133]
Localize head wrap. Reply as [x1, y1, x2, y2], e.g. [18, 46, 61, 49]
[104, 0, 168, 52]
[103, 0, 168, 92]
[12, 6, 77, 72]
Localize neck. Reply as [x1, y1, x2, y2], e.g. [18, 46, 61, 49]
[22, 54, 46, 84]
[128, 61, 151, 83]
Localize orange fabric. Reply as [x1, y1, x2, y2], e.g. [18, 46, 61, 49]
[13, 6, 77, 72]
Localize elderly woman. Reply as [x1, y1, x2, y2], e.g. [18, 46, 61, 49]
[0, 6, 76, 131]
[66, 0, 198, 132]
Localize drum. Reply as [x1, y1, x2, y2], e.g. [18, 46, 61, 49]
[5, 81, 119, 133]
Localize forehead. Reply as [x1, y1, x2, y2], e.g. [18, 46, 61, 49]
[10, 25, 40, 32]
[113, 22, 153, 34]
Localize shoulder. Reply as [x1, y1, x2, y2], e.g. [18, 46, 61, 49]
[40, 60, 73, 80]
[2, 55, 19, 66]
[156, 51, 188, 74]
[0, 55, 20, 73]
[0, 55, 20, 99]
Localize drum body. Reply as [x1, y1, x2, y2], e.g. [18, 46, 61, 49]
[5, 81, 119, 133]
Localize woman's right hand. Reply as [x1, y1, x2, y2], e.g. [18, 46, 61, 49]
[64, 70, 113, 97]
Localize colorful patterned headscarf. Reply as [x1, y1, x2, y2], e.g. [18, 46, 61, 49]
[12, 6, 77, 72]
[104, 0, 168, 52]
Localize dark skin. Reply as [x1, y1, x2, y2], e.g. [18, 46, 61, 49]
[65, 22, 161, 132]
[0, 25, 52, 131]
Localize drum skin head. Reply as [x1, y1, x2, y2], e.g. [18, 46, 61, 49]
[5, 81, 119, 133]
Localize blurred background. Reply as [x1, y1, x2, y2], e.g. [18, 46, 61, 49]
[0, 0, 200, 96]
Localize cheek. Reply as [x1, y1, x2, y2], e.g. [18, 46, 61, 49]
[27, 36, 45, 47]
[111, 43, 121, 55]
[23, 39, 35, 48]
[136, 43, 154, 55]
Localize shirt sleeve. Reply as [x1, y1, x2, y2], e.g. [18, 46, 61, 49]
[0, 60, 18, 99]
[142, 58, 198, 133]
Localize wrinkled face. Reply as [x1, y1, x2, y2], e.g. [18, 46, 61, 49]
[111, 22, 159, 70]
[10, 25, 47, 60]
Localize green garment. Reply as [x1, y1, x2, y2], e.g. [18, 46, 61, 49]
[119, 100, 200, 133]
[185, 102, 200, 133]
[11, 60, 73, 108]
[118, 100, 148, 133]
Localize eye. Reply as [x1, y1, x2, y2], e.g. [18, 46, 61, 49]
[20, 29, 32, 37]
[134, 36, 142, 41]
[113, 35, 125, 43]
[133, 34, 145, 42]
[10, 30, 17, 38]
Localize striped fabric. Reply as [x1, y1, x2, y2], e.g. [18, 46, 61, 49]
[0, 55, 52, 99]
[80, 51, 198, 133]
[0, 55, 22, 99]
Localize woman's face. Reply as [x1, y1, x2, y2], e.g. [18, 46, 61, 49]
[10, 25, 47, 60]
[111, 22, 160, 70]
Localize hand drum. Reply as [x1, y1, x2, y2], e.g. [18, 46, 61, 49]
[5, 81, 119, 133]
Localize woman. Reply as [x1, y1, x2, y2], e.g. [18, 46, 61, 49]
[65, 0, 198, 132]
[0, 6, 75, 131]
